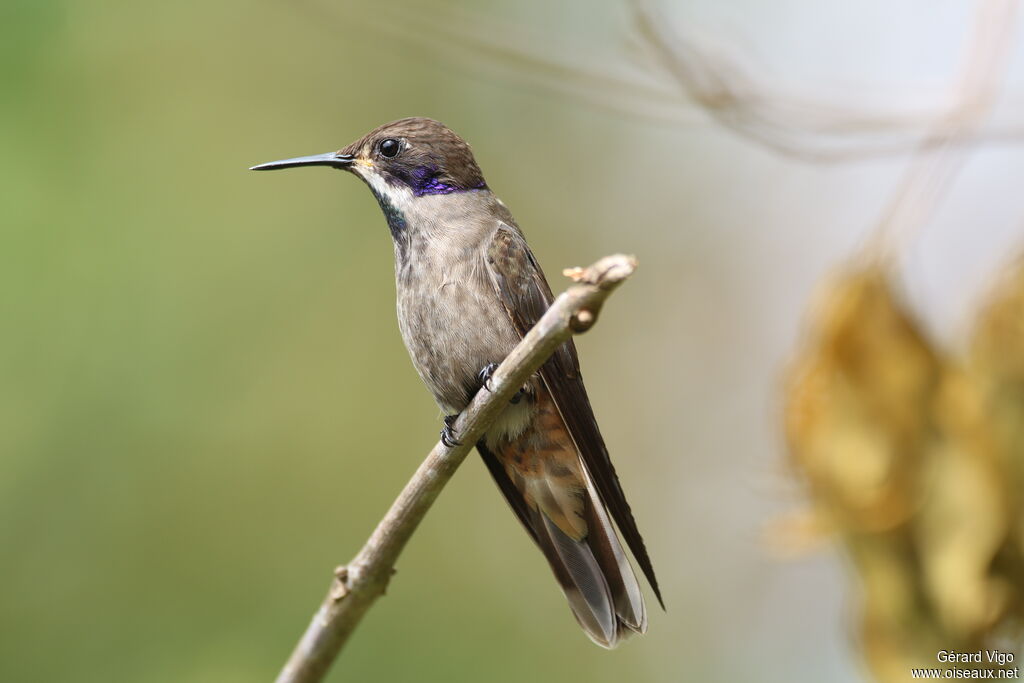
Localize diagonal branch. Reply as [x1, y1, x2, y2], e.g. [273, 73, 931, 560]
[273, 253, 639, 683]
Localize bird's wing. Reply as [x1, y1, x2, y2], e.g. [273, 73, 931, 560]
[484, 223, 663, 608]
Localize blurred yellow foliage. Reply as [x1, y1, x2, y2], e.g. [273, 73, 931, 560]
[784, 257, 1024, 681]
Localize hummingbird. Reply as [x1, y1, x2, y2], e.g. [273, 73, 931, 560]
[251, 117, 662, 647]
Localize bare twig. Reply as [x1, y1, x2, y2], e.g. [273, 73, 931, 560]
[274, 254, 638, 683]
[631, 0, 1023, 161]
[867, 0, 1018, 260]
[299, 0, 1024, 161]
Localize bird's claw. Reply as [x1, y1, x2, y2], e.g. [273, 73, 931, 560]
[478, 362, 531, 404]
[478, 363, 499, 391]
[441, 414, 461, 448]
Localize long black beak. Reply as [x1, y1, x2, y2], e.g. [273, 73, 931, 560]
[249, 152, 354, 171]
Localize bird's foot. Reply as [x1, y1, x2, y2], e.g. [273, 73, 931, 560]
[478, 362, 530, 404]
[441, 414, 461, 448]
[478, 363, 499, 391]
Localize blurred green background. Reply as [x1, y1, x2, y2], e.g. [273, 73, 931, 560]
[4, 0, 1023, 681]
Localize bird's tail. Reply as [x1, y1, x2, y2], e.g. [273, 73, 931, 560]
[537, 477, 648, 647]
[477, 393, 647, 647]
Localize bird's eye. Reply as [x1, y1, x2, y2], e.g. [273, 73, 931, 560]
[379, 138, 401, 158]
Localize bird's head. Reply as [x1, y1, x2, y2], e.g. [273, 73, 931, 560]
[250, 117, 488, 203]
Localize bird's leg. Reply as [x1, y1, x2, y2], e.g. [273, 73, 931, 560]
[441, 414, 461, 448]
[478, 362, 529, 404]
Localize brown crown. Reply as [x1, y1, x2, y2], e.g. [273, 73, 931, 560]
[342, 117, 487, 193]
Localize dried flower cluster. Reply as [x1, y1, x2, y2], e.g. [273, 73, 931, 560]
[784, 256, 1024, 680]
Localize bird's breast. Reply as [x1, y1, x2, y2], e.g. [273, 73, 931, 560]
[395, 241, 521, 415]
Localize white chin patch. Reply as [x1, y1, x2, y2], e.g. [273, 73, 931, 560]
[356, 166, 414, 210]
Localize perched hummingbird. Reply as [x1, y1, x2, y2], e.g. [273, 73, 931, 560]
[251, 117, 662, 647]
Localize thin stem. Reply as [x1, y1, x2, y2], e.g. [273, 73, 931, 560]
[274, 254, 638, 683]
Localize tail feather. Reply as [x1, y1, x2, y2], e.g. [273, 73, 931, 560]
[536, 511, 617, 646]
[582, 479, 647, 634]
[478, 435, 648, 648]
